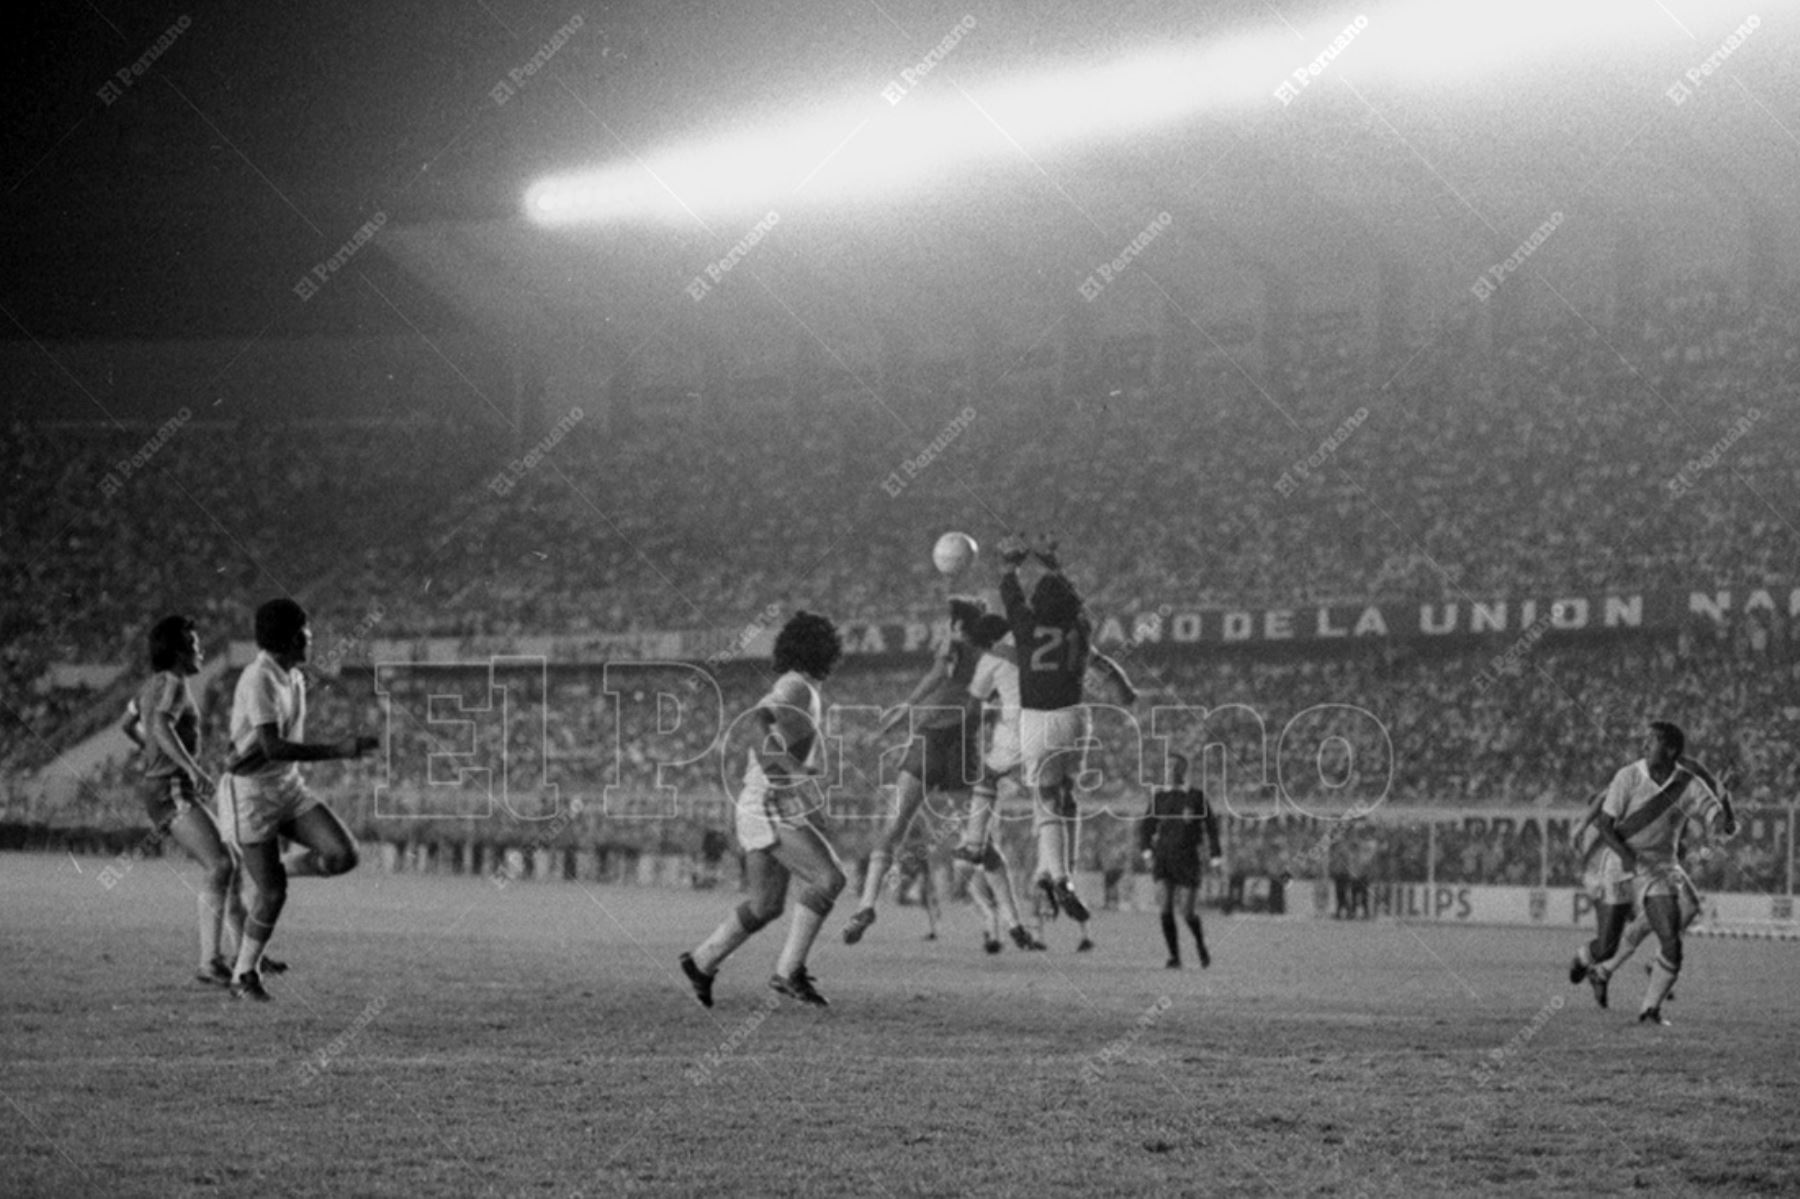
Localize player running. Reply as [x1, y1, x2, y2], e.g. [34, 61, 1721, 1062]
[995, 533, 1135, 936]
[1586, 852, 1705, 1006]
[1139, 752, 1222, 969]
[217, 599, 380, 1002]
[122, 614, 247, 985]
[842, 597, 985, 945]
[1567, 787, 1634, 1007]
[682, 611, 848, 1008]
[1589, 721, 1735, 1025]
[1588, 766, 1733, 1007]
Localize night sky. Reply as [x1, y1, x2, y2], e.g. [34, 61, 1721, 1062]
[0, 0, 1348, 339]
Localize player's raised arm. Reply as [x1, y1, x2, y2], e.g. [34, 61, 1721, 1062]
[1086, 649, 1139, 707]
[1682, 758, 1737, 835]
[1570, 787, 1607, 837]
[235, 724, 376, 771]
[881, 638, 954, 735]
[997, 533, 1030, 621]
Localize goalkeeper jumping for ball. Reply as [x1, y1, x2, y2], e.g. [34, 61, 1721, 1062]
[995, 534, 1134, 929]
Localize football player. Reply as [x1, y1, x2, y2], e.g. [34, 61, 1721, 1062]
[1590, 721, 1735, 1025]
[954, 612, 1044, 953]
[216, 599, 379, 1001]
[122, 614, 253, 985]
[996, 533, 1096, 923]
[842, 597, 985, 945]
[682, 611, 848, 1007]
[1588, 768, 1733, 1006]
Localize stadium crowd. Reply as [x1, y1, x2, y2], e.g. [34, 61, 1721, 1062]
[5, 282, 1795, 875]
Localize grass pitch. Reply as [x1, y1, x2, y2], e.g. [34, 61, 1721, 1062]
[2, 852, 1796, 1197]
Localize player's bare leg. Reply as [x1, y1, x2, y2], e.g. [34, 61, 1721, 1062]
[957, 778, 1037, 949]
[953, 786, 1001, 948]
[918, 851, 942, 940]
[1572, 901, 1630, 1005]
[165, 804, 236, 982]
[1050, 777, 1093, 934]
[1592, 910, 1651, 1002]
[1596, 884, 1698, 995]
[685, 852, 789, 1008]
[229, 839, 288, 1001]
[281, 805, 360, 878]
[223, 865, 248, 955]
[845, 770, 928, 943]
[215, 854, 285, 974]
[770, 823, 845, 1004]
[963, 861, 1002, 951]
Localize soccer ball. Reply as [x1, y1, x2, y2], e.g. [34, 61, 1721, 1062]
[932, 531, 978, 576]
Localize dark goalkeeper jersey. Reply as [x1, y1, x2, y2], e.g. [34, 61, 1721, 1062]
[1000, 570, 1091, 711]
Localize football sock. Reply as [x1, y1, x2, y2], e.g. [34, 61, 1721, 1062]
[963, 865, 1000, 938]
[986, 865, 1021, 928]
[1186, 915, 1207, 956]
[859, 849, 893, 911]
[692, 911, 753, 974]
[1599, 918, 1651, 979]
[1642, 956, 1679, 1012]
[224, 886, 247, 955]
[776, 906, 826, 978]
[232, 926, 270, 980]
[198, 888, 226, 968]
[1160, 912, 1180, 961]
[1036, 820, 1067, 883]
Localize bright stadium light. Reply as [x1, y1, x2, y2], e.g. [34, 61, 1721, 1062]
[526, 0, 1790, 227]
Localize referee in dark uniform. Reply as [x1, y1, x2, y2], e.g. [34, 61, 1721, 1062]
[1139, 753, 1222, 968]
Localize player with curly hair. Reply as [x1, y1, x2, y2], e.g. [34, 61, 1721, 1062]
[122, 614, 251, 985]
[682, 611, 849, 1007]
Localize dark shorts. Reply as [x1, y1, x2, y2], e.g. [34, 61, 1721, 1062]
[1151, 852, 1201, 889]
[138, 774, 198, 833]
[900, 724, 979, 793]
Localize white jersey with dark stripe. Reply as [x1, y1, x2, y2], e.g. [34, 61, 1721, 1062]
[742, 670, 822, 790]
[1601, 758, 1723, 866]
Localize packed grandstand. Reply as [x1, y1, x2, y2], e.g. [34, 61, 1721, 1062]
[4, 276, 1794, 904]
